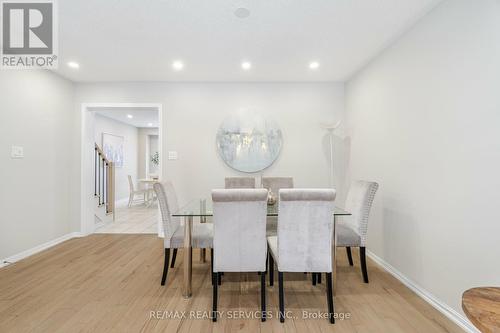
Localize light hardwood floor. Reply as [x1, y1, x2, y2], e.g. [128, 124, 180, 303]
[0, 234, 464, 333]
[95, 202, 158, 234]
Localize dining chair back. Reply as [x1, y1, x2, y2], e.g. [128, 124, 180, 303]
[127, 175, 149, 207]
[267, 188, 337, 324]
[154, 181, 213, 287]
[224, 177, 255, 189]
[212, 188, 268, 272]
[337, 180, 378, 283]
[277, 189, 336, 273]
[128, 175, 135, 192]
[211, 188, 268, 322]
[262, 177, 293, 197]
[154, 181, 180, 248]
[342, 180, 379, 247]
[262, 177, 294, 236]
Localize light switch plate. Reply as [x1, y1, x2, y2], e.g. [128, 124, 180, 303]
[168, 151, 178, 160]
[11, 146, 24, 159]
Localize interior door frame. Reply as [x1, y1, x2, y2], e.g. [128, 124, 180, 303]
[80, 102, 163, 236]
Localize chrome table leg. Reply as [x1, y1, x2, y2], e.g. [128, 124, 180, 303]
[182, 216, 193, 298]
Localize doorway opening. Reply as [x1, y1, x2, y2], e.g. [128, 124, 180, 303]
[80, 103, 163, 236]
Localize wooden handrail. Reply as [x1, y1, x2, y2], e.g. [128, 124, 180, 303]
[106, 161, 115, 217]
[94, 143, 111, 164]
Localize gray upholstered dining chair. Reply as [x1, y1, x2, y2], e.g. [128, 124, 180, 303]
[267, 189, 337, 324]
[262, 177, 294, 236]
[262, 177, 294, 197]
[154, 181, 213, 286]
[211, 189, 268, 322]
[224, 177, 255, 189]
[337, 180, 379, 283]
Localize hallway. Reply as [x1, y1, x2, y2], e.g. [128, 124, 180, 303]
[95, 201, 158, 234]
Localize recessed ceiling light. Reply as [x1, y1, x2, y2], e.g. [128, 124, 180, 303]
[309, 61, 320, 70]
[148, 123, 153, 127]
[127, 114, 133, 119]
[67, 61, 79, 69]
[234, 7, 250, 18]
[172, 61, 184, 71]
[241, 61, 252, 70]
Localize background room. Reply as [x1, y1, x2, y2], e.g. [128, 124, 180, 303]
[89, 106, 161, 234]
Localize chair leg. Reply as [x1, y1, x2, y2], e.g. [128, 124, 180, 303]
[265, 249, 268, 274]
[346, 247, 354, 266]
[278, 271, 285, 323]
[161, 248, 170, 286]
[128, 194, 133, 208]
[211, 248, 214, 286]
[212, 272, 218, 322]
[312, 272, 317, 285]
[170, 249, 177, 268]
[212, 249, 222, 286]
[360, 247, 369, 283]
[200, 248, 206, 263]
[269, 252, 274, 286]
[261, 271, 266, 322]
[258, 252, 265, 274]
[326, 272, 335, 324]
[317, 273, 322, 284]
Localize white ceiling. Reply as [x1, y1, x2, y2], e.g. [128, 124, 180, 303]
[91, 107, 159, 128]
[55, 0, 442, 82]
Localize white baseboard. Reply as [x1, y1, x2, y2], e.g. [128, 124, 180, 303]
[0, 232, 84, 268]
[367, 250, 479, 333]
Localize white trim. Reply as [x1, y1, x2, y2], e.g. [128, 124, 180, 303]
[0, 232, 83, 268]
[367, 250, 479, 333]
[80, 102, 163, 237]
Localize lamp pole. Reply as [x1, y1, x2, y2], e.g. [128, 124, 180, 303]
[322, 120, 341, 189]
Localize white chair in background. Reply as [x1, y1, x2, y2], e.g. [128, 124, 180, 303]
[267, 189, 337, 324]
[211, 188, 268, 322]
[127, 175, 151, 207]
[224, 177, 256, 189]
[337, 180, 379, 283]
[154, 181, 213, 286]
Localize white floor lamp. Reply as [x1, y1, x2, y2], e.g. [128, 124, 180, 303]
[322, 120, 341, 189]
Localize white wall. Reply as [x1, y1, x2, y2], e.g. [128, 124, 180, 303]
[94, 114, 138, 201]
[75, 83, 345, 205]
[0, 70, 75, 260]
[148, 135, 159, 175]
[137, 128, 159, 179]
[345, 0, 500, 319]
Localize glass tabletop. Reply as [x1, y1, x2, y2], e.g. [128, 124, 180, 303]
[172, 198, 351, 217]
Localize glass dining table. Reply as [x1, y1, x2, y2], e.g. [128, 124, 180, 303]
[172, 199, 351, 298]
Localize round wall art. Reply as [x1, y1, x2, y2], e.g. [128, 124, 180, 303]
[216, 112, 283, 173]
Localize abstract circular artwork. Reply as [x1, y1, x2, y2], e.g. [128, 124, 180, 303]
[216, 112, 283, 173]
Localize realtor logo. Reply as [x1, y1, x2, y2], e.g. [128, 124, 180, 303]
[1, 0, 58, 69]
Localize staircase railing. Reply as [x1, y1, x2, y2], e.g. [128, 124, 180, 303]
[94, 143, 115, 216]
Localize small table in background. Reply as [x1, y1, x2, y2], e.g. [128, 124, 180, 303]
[462, 287, 500, 333]
[138, 178, 159, 206]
